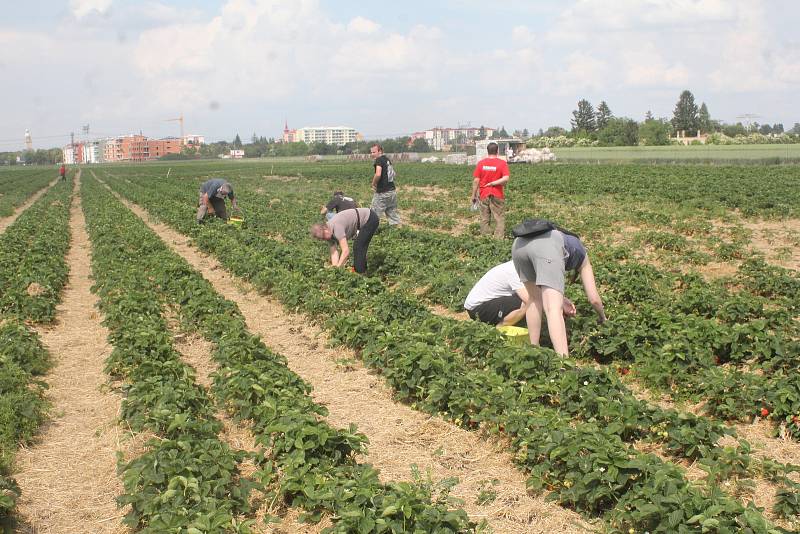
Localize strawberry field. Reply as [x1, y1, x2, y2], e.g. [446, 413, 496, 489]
[1, 160, 800, 533]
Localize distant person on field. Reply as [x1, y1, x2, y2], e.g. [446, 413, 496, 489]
[59, 164, 66, 181]
[310, 207, 379, 274]
[369, 144, 401, 225]
[511, 227, 606, 355]
[320, 191, 358, 221]
[471, 142, 509, 239]
[196, 179, 237, 224]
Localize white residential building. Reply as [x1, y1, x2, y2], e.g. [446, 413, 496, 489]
[294, 126, 361, 146]
[410, 126, 496, 151]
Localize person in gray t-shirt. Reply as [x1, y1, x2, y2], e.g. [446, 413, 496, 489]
[511, 229, 606, 355]
[310, 208, 379, 274]
[197, 179, 237, 223]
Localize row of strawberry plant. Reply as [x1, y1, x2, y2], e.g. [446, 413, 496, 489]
[0, 177, 73, 526]
[0, 178, 72, 322]
[180, 172, 800, 443]
[94, 174, 776, 472]
[239, 182, 800, 440]
[0, 167, 58, 217]
[86, 175, 478, 533]
[81, 178, 258, 533]
[98, 171, 800, 448]
[101, 173, 797, 531]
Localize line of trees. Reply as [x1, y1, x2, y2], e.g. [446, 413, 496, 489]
[532, 90, 800, 147]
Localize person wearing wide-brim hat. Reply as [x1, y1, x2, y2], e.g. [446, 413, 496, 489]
[197, 178, 237, 223]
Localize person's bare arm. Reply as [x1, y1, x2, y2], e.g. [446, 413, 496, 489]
[329, 243, 340, 267]
[486, 174, 509, 187]
[372, 166, 382, 191]
[579, 258, 606, 323]
[471, 176, 480, 201]
[335, 238, 350, 267]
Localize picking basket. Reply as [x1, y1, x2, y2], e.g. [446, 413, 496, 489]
[227, 208, 245, 228]
[496, 325, 529, 346]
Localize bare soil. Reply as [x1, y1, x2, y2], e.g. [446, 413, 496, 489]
[117, 196, 592, 533]
[743, 218, 800, 271]
[404, 185, 451, 198]
[14, 172, 130, 533]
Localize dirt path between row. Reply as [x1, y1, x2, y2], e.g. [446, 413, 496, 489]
[111, 193, 591, 532]
[0, 178, 59, 234]
[14, 172, 129, 533]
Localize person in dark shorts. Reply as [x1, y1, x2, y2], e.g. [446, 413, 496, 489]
[310, 207, 379, 274]
[464, 261, 529, 327]
[196, 179, 237, 223]
[511, 228, 606, 355]
[320, 191, 358, 221]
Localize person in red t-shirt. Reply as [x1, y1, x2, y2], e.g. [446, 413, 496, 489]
[470, 142, 509, 238]
[59, 164, 66, 181]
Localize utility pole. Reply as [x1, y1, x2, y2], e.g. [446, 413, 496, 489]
[70, 132, 75, 164]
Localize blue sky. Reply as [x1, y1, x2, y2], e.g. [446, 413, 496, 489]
[1, 0, 799, 150]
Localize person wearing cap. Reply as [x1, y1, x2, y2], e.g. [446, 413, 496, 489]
[197, 178, 237, 223]
[320, 191, 358, 221]
[511, 228, 606, 355]
[309, 207, 379, 274]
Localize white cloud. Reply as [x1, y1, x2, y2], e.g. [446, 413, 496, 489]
[70, 0, 113, 19]
[623, 44, 689, 87]
[347, 16, 380, 34]
[511, 26, 535, 47]
[550, 52, 608, 95]
[2, 0, 799, 146]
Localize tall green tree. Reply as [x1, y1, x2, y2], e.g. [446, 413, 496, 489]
[571, 99, 596, 133]
[233, 133, 242, 148]
[698, 103, 712, 134]
[411, 138, 431, 152]
[595, 101, 613, 130]
[638, 118, 671, 146]
[597, 117, 638, 146]
[671, 90, 700, 136]
[544, 126, 567, 137]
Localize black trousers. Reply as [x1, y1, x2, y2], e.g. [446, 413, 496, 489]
[353, 210, 379, 274]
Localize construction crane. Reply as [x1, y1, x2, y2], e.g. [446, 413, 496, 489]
[736, 113, 761, 131]
[165, 114, 184, 145]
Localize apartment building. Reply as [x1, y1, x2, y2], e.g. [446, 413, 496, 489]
[282, 121, 362, 146]
[410, 126, 496, 151]
[65, 133, 198, 163]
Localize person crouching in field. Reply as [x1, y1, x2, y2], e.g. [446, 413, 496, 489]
[511, 228, 606, 355]
[320, 191, 358, 221]
[310, 207, 379, 274]
[464, 260, 577, 327]
[464, 261, 530, 327]
[197, 179, 237, 224]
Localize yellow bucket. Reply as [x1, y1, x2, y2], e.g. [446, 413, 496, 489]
[496, 325, 530, 346]
[227, 216, 244, 227]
